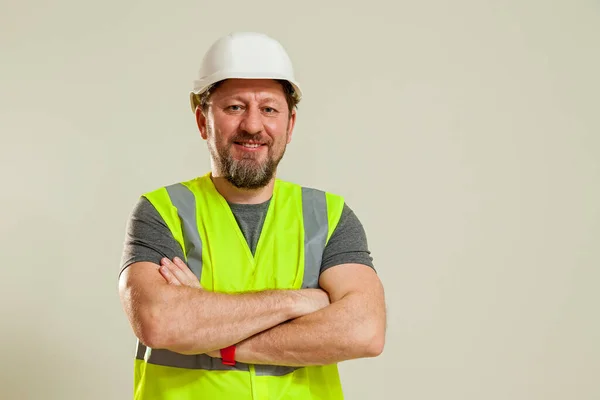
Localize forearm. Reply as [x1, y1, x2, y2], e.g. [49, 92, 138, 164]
[121, 261, 319, 355]
[234, 291, 385, 366]
[147, 285, 303, 355]
[123, 260, 330, 356]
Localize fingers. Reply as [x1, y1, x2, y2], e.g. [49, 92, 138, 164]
[160, 257, 202, 289]
[172, 257, 195, 278]
[161, 258, 188, 284]
[173, 257, 202, 287]
[158, 263, 181, 286]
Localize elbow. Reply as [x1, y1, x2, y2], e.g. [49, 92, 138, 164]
[137, 321, 162, 350]
[136, 308, 171, 349]
[355, 322, 385, 358]
[138, 324, 164, 349]
[137, 311, 196, 354]
[365, 331, 385, 357]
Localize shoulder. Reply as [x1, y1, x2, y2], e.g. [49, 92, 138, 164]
[126, 195, 167, 229]
[276, 178, 345, 208]
[142, 174, 205, 197]
[277, 180, 346, 233]
[336, 202, 368, 236]
[139, 174, 207, 208]
[276, 178, 343, 196]
[320, 200, 375, 273]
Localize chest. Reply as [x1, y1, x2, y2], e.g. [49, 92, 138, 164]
[197, 200, 306, 293]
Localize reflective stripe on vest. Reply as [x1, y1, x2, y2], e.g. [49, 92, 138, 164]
[136, 182, 329, 376]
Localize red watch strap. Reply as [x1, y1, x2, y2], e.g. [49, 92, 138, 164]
[220, 345, 236, 366]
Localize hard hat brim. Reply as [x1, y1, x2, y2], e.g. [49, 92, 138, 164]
[189, 71, 302, 112]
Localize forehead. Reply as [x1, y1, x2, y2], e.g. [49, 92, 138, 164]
[211, 79, 286, 101]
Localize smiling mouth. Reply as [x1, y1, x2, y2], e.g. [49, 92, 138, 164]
[234, 141, 266, 148]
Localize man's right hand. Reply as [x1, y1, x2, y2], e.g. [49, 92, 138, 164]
[293, 288, 331, 317]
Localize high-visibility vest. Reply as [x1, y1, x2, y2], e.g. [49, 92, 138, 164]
[133, 172, 346, 399]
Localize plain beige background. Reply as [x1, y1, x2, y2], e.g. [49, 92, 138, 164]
[1, 0, 599, 399]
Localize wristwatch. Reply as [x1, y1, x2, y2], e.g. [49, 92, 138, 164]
[220, 345, 236, 366]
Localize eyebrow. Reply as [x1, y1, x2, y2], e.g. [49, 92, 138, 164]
[220, 95, 284, 104]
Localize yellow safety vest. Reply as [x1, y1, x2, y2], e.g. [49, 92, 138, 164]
[132, 172, 346, 399]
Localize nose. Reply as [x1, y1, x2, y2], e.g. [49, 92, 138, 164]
[239, 105, 263, 135]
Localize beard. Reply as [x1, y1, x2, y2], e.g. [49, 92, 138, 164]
[208, 130, 286, 190]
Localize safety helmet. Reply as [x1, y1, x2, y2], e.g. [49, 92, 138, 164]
[189, 32, 302, 112]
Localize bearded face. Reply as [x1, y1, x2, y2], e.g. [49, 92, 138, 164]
[207, 124, 288, 189]
[199, 79, 295, 189]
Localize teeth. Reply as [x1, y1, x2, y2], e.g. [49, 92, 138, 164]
[241, 143, 260, 148]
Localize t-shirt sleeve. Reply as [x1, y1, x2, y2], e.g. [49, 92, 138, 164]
[320, 203, 376, 274]
[119, 196, 185, 278]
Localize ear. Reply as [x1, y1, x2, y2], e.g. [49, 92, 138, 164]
[286, 108, 297, 144]
[195, 106, 208, 140]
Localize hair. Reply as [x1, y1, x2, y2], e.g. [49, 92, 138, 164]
[191, 79, 300, 116]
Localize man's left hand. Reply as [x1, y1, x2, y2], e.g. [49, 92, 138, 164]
[158, 257, 202, 289]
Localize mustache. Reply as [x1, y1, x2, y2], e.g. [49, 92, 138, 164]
[230, 132, 271, 145]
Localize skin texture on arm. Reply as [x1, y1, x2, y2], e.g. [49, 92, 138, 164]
[230, 263, 386, 366]
[118, 257, 330, 355]
[157, 259, 386, 366]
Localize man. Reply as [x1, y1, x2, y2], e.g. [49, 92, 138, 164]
[118, 31, 386, 400]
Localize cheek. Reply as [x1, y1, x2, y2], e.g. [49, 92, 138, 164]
[267, 120, 290, 141]
[212, 121, 239, 142]
[212, 112, 238, 130]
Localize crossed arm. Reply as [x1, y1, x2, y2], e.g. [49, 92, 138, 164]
[232, 262, 386, 366]
[118, 257, 386, 366]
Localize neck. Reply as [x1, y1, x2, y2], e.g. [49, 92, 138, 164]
[210, 174, 275, 204]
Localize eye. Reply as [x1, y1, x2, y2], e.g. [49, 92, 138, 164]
[263, 107, 277, 113]
[226, 104, 244, 112]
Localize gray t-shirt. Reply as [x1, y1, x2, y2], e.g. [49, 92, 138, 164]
[120, 196, 375, 278]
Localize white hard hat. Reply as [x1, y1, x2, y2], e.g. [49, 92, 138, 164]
[189, 32, 302, 112]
